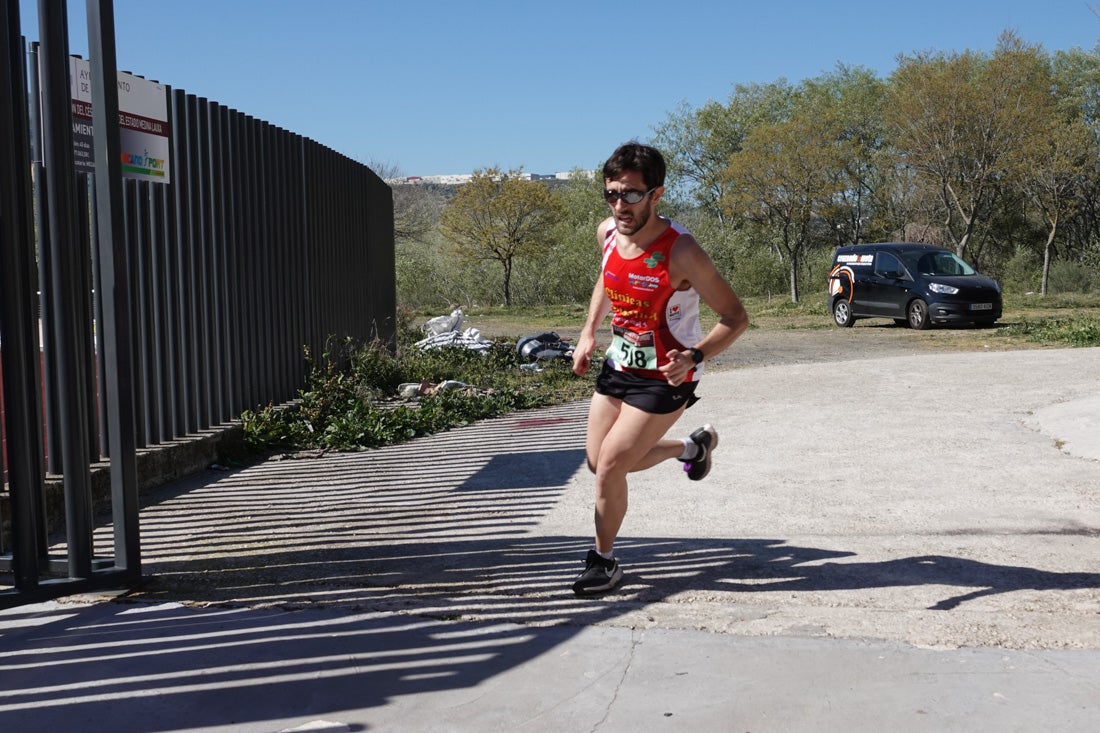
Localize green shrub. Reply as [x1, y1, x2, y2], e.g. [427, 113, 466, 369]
[1049, 261, 1096, 295]
[241, 336, 594, 455]
[1000, 249, 1042, 294]
[997, 316, 1100, 347]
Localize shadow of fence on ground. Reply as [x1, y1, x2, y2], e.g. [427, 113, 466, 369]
[2, 400, 1098, 730]
[47, 396, 1094, 625]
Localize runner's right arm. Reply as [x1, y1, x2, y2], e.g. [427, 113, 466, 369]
[573, 219, 615, 377]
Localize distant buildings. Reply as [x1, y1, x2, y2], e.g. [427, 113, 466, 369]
[387, 170, 595, 186]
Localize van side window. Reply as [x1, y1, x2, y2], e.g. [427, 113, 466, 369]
[874, 252, 904, 279]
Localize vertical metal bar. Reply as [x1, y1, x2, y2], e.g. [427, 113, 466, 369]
[121, 178, 147, 448]
[23, 43, 48, 515]
[28, 47, 60, 474]
[245, 114, 260, 408]
[370, 169, 396, 346]
[222, 105, 241, 415]
[200, 97, 216, 426]
[184, 93, 202, 430]
[183, 94, 201, 431]
[319, 147, 330, 352]
[235, 113, 253, 410]
[205, 100, 225, 422]
[149, 181, 168, 442]
[379, 171, 396, 345]
[135, 179, 157, 444]
[298, 141, 311, 362]
[269, 126, 283, 397]
[159, 169, 180, 438]
[169, 88, 191, 435]
[87, 0, 141, 577]
[26, 41, 40, 162]
[140, 179, 155, 444]
[0, 0, 47, 589]
[34, 166, 60, 473]
[89, 177, 109, 458]
[273, 127, 290, 399]
[336, 156, 348, 338]
[314, 148, 328, 356]
[257, 121, 274, 403]
[305, 142, 321, 360]
[334, 155, 347, 338]
[315, 145, 328, 359]
[76, 172, 100, 459]
[289, 134, 306, 387]
[348, 159, 361, 339]
[307, 141, 319, 362]
[247, 115, 261, 406]
[39, 0, 94, 578]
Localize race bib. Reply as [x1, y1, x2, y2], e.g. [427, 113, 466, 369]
[608, 326, 657, 370]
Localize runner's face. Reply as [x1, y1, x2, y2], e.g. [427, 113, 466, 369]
[605, 171, 660, 236]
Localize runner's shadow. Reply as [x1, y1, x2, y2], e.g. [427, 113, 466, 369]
[625, 544, 1100, 612]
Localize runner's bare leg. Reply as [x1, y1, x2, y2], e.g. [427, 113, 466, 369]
[585, 394, 687, 553]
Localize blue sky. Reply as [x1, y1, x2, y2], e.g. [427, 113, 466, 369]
[16, 0, 1100, 177]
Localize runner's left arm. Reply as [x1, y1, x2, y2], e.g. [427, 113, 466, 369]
[660, 233, 749, 384]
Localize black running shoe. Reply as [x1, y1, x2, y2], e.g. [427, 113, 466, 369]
[572, 549, 623, 595]
[682, 424, 718, 481]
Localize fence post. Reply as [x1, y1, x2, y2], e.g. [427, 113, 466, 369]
[0, 0, 48, 589]
[38, 0, 95, 578]
[87, 0, 141, 577]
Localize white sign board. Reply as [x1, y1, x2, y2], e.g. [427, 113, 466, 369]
[69, 57, 170, 184]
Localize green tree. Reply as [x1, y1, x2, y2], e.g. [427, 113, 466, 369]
[723, 106, 846, 303]
[1052, 46, 1100, 141]
[799, 65, 890, 247]
[885, 34, 1050, 264]
[367, 160, 443, 245]
[538, 170, 606, 302]
[1051, 46, 1100, 272]
[439, 167, 563, 306]
[1016, 117, 1096, 294]
[652, 81, 796, 220]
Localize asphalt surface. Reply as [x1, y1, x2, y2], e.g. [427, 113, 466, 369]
[2, 345, 1098, 732]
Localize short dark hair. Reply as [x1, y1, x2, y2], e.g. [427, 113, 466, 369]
[602, 142, 666, 190]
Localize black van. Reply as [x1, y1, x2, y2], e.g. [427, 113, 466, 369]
[827, 242, 1002, 329]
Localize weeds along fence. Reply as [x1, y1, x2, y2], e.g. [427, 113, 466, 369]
[0, 2, 395, 605]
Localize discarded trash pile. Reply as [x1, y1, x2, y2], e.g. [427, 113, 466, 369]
[516, 331, 573, 362]
[414, 308, 574, 362]
[406, 308, 576, 388]
[413, 308, 493, 353]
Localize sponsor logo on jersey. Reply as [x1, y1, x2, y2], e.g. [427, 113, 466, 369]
[628, 272, 661, 291]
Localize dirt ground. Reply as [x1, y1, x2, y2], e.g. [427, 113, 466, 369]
[462, 309, 1047, 372]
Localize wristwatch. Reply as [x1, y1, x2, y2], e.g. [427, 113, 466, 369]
[688, 347, 704, 365]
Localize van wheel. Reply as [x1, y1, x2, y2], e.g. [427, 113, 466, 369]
[907, 299, 930, 330]
[833, 299, 855, 327]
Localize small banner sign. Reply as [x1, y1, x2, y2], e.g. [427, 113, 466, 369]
[69, 57, 170, 184]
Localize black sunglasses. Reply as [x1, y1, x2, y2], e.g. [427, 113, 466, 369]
[603, 187, 656, 205]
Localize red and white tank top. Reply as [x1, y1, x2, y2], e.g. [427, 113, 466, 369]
[602, 219, 703, 381]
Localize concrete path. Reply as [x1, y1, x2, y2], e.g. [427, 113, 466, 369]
[2, 347, 1098, 732]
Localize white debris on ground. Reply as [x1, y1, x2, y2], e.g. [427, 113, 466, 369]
[415, 308, 493, 353]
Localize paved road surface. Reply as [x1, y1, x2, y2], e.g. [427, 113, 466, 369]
[1, 345, 1097, 731]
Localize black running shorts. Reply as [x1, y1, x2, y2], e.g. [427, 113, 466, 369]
[594, 361, 699, 414]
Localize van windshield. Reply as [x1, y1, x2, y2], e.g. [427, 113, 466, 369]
[905, 250, 977, 277]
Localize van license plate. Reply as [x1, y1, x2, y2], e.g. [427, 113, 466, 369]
[971, 303, 993, 310]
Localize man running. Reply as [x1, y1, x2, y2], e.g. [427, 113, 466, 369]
[570, 142, 749, 595]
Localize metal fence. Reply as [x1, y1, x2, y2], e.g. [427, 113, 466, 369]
[0, 0, 395, 607]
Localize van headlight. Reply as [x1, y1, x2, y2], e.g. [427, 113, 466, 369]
[929, 282, 959, 294]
